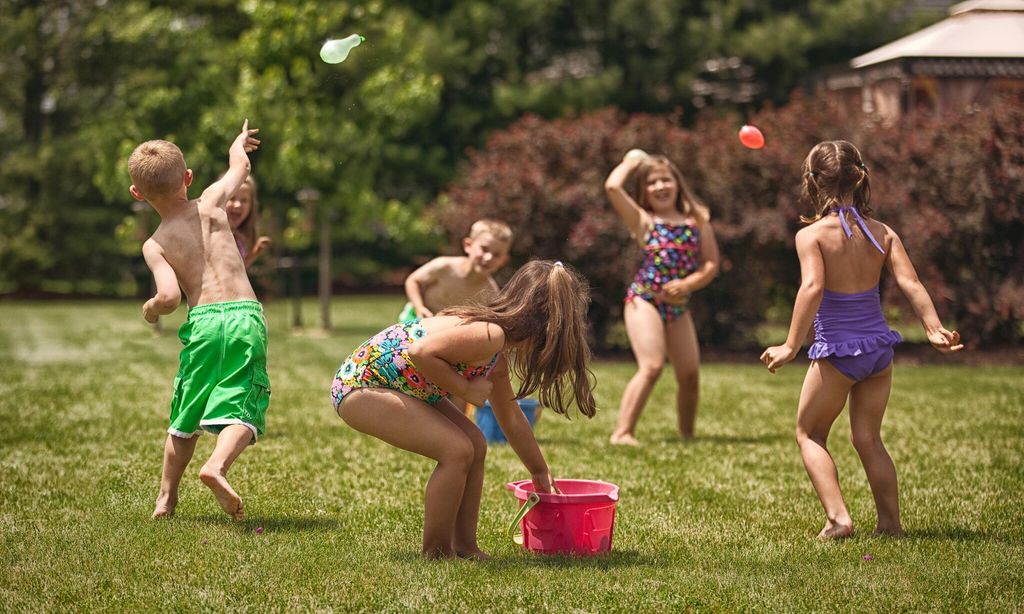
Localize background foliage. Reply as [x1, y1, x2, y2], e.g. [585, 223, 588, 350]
[439, 94, 1024, 347]
[0, 0, 941, 293]
[5, 0, 1016, 347]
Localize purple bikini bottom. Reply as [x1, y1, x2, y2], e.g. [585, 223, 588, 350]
[808, 286, 901, 383]
[825, 345, 894, 382]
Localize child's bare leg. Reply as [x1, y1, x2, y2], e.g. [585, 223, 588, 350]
[612, 299, 666, 444]
[848, 365, 903, 536]
[153, 433, 199, 518]
[339, 389, 475, 559]
[666, 312, 700, 439]
[796, 361, 855, 539]
[199, 424, 253, 522]
[434, 398, 490, 560]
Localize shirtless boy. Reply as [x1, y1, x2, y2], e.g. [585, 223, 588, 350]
[129, 121, 268, 521]
[400, 219, 513, 322]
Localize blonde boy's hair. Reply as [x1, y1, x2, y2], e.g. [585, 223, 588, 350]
[128, 140, 187, 200]
[468, 219, 513, 243]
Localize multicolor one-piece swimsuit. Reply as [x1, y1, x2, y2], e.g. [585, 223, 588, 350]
[331, 319, 498, 409]
[807, 206, 902, 382]
[625, 219, 701, 322]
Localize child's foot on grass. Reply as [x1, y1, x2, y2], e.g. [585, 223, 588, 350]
[873, 525, 904, 538]
[152, 494, 177, 519]
[455, 547, 491, 561]
[818, 519, 854, 540]
[610, 433, 640, 446]
[422, 546, 457, 560]
[199, 466, 245, 521]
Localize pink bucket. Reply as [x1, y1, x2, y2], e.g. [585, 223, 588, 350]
[505, 479, 619, 556]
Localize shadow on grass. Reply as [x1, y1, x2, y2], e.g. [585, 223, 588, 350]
[387, 548, 648, 568]
[906, 527, 1015, 543]
[194, 514, 343, 532]
[655, 433, 787, 445]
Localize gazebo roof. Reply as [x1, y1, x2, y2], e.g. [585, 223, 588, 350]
[851, 0, 1024, 68]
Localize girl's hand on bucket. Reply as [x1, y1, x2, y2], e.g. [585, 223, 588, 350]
[532, 471, 560, 494]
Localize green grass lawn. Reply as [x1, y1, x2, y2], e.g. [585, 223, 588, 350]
[1, 297, 1022, 611]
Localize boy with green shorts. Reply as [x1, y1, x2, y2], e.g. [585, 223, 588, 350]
[129, 120, 267, 521]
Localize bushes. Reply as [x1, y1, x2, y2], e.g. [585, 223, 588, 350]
[437, 93, 1024, 349]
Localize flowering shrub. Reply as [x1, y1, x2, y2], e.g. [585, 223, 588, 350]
[438, 93, 1023, 348]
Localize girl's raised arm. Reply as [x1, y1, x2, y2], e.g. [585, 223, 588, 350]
[604, 154, 648, 237]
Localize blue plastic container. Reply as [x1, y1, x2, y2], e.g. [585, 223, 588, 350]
[475, 399, 540, 444]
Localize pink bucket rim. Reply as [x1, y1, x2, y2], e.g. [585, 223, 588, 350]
[505, 478, 619, 504]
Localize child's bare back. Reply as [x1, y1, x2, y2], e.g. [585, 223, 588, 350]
[147, 195, 256, 307]
[801, 212, 891, 293]
[130, 122, 267, 522]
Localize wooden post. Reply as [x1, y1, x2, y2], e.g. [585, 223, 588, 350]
[298, 188, 329, 332]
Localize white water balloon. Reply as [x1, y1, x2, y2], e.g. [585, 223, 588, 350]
[320, 34, 364, 64]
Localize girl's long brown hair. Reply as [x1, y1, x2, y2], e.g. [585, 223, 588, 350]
[631, 155, 710, 224]
[799, 140, 873, 223]
[441, 260, 597, 418]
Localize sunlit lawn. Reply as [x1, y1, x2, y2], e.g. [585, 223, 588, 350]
[1, 297, 1021, 611]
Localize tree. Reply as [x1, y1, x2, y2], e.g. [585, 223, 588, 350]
[0, 0, 247, 294]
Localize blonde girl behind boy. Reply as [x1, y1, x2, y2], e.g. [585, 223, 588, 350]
[226, 175, 272, 268]
[761, 140, 962, 539]
[331, 260, 596, 559]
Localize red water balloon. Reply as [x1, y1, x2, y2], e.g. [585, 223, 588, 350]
[739, 125, 765, 149]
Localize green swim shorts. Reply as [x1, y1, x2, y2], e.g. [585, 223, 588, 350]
[398, 301, 418, 323]
[168, 300, 270, 443]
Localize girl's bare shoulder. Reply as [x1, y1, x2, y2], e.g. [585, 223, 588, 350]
[796, 218, 831, 241]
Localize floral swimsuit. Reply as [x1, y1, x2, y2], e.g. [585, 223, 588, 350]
[331, 320, 498, 409]
[625, 218, 701, 322]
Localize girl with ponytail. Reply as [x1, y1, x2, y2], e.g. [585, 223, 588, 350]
[331, 259, 596, 559]
[762, 140, 962, 539]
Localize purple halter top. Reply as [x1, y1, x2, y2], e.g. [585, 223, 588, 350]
[807, 207, 902, 360]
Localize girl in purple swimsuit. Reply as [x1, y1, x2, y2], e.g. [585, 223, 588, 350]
[761, 141, 963, 539]
[605, 150, 720, 444]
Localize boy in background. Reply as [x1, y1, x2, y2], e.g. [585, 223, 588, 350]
[400, 219, 513, 322]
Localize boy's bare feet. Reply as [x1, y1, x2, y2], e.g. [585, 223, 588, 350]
[818, 519, 854, 540]
[610, 433, 641, 446]
[152, 494, 177, 519]
[199, 466, 245, 521]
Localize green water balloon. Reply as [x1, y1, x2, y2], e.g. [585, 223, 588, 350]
[320, 34, 365, 64]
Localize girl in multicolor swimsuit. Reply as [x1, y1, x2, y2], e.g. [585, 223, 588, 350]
[761, 141, 963, 539]
[332, 260, 597, 560]
[605, 150, 720, 445]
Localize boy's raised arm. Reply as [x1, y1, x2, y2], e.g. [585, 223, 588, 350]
[142, 239, 181, 323]
[201, 119, 261, 209]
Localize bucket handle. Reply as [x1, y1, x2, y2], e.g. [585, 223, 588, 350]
[507, 491, 541, 545]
